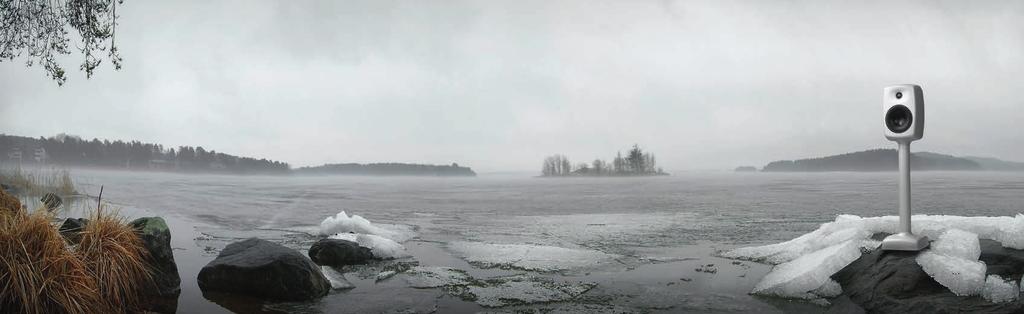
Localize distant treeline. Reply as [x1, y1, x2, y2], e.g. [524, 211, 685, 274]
[542, 144, 668, 177]
[1, 133, 289, 174]
[296, 163, 476, 177]
[762, 149, 990, 172]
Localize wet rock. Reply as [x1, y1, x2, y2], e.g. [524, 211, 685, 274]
[308, 238, 376, 267]
[833, 240, 1024, 314]
[58, 218, 89, 242]
[129, 217, 182, 309]
[198, 238, 331, 301]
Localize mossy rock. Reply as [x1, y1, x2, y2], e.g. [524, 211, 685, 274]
[129, 217, 181, 313]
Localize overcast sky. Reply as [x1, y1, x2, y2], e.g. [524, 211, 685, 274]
[1, 0, 1022, 172]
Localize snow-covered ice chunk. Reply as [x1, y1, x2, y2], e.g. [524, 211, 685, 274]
[932, 229, 981, 260]
[982, 274, 1018, 303]
[751, 240, 861, 299]
[915, 251, 986, 296]
[721, 224, 870, 265]
[724, 214, 1024, 266]
[403, 266, 473, 288]
[318, 211, 416, 242]
[726, 214, 1024, 302]
[329, 233, 410, 259]
[321, 266, 355, 289]
[447, 241, 620, 272]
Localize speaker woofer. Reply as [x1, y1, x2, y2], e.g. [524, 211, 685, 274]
[886, 105, 913, 133]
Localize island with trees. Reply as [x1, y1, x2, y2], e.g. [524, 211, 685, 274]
[761, 149, 1024, 172]
[541, 144, 668, 177]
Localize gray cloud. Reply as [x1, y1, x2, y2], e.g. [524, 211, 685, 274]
[2, 0, 1022, 172]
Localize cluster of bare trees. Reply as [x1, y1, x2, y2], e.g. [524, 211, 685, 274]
[541, 144, 667, 177]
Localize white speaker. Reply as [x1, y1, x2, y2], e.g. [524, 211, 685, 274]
[879, 84, 929, 251]
[883, 84, 924, 142]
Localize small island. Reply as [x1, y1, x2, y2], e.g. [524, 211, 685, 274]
[761, 149, 1024, 172]
[296, 163, 476, 177]
[734, 166, 758, 172]
[541, 144, 668, 177]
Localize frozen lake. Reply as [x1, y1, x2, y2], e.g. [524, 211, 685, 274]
[56, 169, 1024, 313]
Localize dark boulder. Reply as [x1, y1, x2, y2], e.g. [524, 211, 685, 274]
[198, 238, 331, 301]
[833, 239, 1024, 314]
[129, 216, 182, 313]
[58, 218, 89, 242]
[308, 238, 376, 267]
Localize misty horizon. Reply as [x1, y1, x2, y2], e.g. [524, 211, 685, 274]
[3, 1, 1023, 173]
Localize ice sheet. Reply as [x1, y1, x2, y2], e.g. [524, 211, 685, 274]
[454, 275, 596, 308]
[403, 266, 473, 288]
[982, 274, 1018, 303]
[750, 240, 861, 299]
[447, 241, 620, 272]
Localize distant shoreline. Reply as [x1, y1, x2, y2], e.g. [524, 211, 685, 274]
[759, 149, 1024, 172]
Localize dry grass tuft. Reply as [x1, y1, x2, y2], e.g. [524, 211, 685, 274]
[0, 189, 21, 215]
[0, 209, 105, 314]
[77, 208, 153, 312]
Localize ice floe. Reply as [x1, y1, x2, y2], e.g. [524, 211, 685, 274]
[723, 214, 1024, 302]
[447, 241, 621, 272]
[451, 275, 596, 308]
[983, 274, 1018, 303]
[403, 266, 473, 288]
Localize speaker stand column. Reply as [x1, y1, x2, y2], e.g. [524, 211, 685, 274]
[880, 141, 930, 251]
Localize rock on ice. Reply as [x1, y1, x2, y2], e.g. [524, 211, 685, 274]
[329, 233, 409, 259]
[318, 211, 415, 242]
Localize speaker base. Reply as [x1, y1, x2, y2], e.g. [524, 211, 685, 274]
[880, 232, 930, 251]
